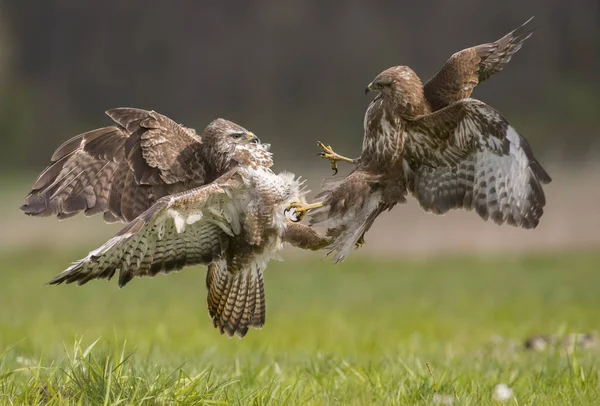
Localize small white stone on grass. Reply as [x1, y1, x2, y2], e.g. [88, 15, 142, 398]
[15, 356, 34, 367]
[433, 393, 454, 405]
[492, 383, 513, 402]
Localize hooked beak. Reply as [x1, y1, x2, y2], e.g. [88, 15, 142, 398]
[365, 82, 374, 95]
[246, 132, 260, 144]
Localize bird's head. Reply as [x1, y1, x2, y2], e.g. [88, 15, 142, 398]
[202, 118, 272, 169]
[204, 118, 260, 147]
[365, 66, 426, 115]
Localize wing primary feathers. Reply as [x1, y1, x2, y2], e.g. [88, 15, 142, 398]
[477, 16, 537, 82]
[46, 179, 232, 288]
[21, 126, 128, 220]
[424, 17, 536, 111]
[22, 107, 206, 223]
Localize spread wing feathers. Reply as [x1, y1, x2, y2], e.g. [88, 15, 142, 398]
[111, 108, 205, 186]
[310, 171, 388, 263]
[206, 259, 266, 338]
[47, 181, 239, 288]
[21, 108, 206, 223]
[404, 98, 551, 229]
[424, 17, 535, 110]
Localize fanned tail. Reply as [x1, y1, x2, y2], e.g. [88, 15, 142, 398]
[206, 261, 265, 338]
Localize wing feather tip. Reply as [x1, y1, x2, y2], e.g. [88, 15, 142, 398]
[45, 277, 63, 286]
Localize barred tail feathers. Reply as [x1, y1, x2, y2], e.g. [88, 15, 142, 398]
[206, 261, 265, 338]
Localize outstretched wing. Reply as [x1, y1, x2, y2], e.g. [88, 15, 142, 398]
[47, 171, 242, 288]
[403, 98, 551, 229]
[49, 167, 277, 339]
[21, 108, 207, 223]
[424, 17, 535, 111]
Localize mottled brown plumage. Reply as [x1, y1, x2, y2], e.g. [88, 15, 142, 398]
[21, 108, 252, 222]
[306, 18, 550, 263]
[425, 17, 536, 111]
[23, 109, 331, 338]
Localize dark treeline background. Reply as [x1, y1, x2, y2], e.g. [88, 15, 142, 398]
[1, 0, 598, 172]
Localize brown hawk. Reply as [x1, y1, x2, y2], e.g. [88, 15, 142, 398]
[285, 17, 551, 263]
[22, 108, 330, 338]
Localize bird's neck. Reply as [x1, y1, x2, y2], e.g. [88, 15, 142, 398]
[198, 141, 237, 180]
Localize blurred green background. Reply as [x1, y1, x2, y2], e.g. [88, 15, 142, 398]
[1, 1, 599, 403]
[2, 251, 600, 403]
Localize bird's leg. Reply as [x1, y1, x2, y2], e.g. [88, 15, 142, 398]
[317, 141, 355, 175]
[284, 202, 324, 223]
[283, 222, 332, 251]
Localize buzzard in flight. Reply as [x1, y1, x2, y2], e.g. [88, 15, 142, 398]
[285, 17, 551, 262]
[22, 108, 330, 337]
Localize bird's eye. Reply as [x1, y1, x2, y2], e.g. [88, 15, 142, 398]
[231, 132, 243, 139]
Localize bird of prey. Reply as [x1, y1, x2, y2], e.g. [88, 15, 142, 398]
[285, 17, 551, 263]
[21, 108, 330, 338]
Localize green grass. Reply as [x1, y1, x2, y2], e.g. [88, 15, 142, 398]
[0, 249, 599, 404]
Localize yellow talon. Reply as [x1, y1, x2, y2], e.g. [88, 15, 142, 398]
[284, 202, 324, 223]
[317, 141, 354, 175]
[355, 235, 365, 248]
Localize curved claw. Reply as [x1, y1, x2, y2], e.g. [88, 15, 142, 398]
[317, 152, 338, 174]
[284, 201, 325, 223]
[284, 203, 305, 223]
[317, 141, 340, 175]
